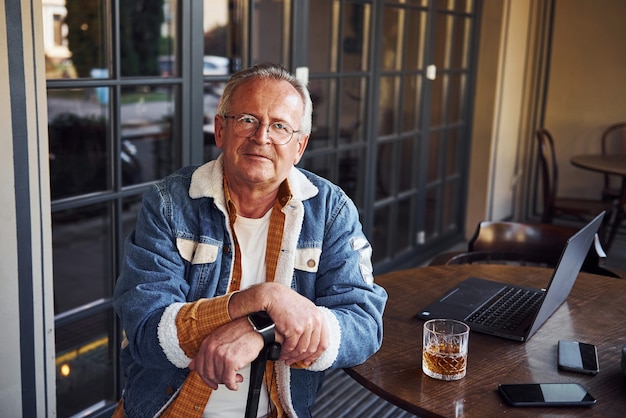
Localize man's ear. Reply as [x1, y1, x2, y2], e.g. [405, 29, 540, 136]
[214, 114, 225, 148]
[293, 134, 310, 165]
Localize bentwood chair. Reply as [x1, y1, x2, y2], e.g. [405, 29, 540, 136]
[429, 221, 622, 278]
[536, 129, 614, 229]
[600, 122, 626, 202]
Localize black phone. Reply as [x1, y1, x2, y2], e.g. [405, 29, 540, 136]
[558, 340, 599, 375]
[498, 383, 597, 407]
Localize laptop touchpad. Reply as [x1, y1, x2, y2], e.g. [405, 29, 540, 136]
[440, 279, 502, 308]
[417, 277, 506, 320]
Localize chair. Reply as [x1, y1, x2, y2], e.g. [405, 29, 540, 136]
[536, 129, 614, 227]
[429, 221, 622, 278]
[600, 122, 626, 202]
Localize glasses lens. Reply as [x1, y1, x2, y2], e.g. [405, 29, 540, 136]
[232, 114, 293, 144]
[234, 115, 259, 137]
[268, 122, 293, 144]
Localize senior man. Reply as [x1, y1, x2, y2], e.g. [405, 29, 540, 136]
[113, 63, 387, 418]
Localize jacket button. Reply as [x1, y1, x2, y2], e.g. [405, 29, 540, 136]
[224, 245, 230, 254]
[165, 386, 174, 395]
[194, 405, 202, 411]
[307, 259, 316, 268]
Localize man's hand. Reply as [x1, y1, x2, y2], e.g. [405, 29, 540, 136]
[264, 285, 329, 367]
[228, 283, 330, 367]
[188, 317, 264, 390]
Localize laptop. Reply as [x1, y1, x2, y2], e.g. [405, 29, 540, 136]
[415, 212, 605, 342]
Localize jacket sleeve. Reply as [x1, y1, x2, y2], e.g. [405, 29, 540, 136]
[307, 187, 388, 369]
[113, 182, 233, 369]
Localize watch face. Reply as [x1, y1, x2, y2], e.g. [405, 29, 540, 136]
[250, 311, 274, 330]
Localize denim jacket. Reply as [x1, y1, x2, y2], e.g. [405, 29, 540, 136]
[113, 156, 387, 417]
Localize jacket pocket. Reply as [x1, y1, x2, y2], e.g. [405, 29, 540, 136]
[176, 238, 218, 264]
[294, 247, 322, 272]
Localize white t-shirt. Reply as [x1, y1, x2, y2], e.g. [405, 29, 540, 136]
[203, 209, 272, 418]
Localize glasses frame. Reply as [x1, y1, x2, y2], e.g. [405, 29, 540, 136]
[223, 113, 301, 145]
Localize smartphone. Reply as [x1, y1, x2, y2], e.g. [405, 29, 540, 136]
[558, 340, 599, 375]
[498, 383, 597, 407]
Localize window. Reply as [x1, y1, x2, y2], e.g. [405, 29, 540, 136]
[43, 0, 478, 415]
[44, 1, 182, 415]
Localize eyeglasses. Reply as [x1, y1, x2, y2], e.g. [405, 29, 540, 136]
[223, 113, 300, 145]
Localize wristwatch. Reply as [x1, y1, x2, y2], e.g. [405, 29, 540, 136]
[248, 311, 275, 346]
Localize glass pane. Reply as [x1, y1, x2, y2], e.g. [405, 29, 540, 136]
[337, 149, 365, 207]
[425, 187, 438, 239]
[401, 74, 421, 132]
[299, 153, 334, 185]
[430, 74, 444, 127]
[203, 51, 229, 163]
[446, 128, 460, 176]
[399, 136, 416, 192]
[373, 205, 391, 264]
[309, 78, 334, 150]
[203, 87, 222, 162]
[447, 73, 465, 124]
[405, 8, 426, 70]
[205, 0, 243, 71]
[381, 7, 402, 72]
[378, 76, 398, 136]
[48, 89, 111, 200]
[339, 77, 367, 145]
[308, 0, 335, 73]
[121, 85, 179, 183]
[44, 0, 108, 79]
[342, 2, 370, 72]
[52, 203, 112, 314]
[121, 0, 177, 77]
[252, 0, 289, 65]
[438, 0, 473, 13]
[203, 0, 238, 77]
[56, 309, 116, 417]
[450, 16, 470, 69]
[433, 12, 451, 69]
[376, 142, 393, 199]
[160, 1, 178, 76]
[427, 131, 442, 183]
[395, 198, 413, 253]
[443, 179, 459, 230]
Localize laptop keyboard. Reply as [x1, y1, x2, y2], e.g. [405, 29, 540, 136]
[466, 286, 544, 331]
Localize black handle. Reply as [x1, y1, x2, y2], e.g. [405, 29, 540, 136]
[244, 343, 281, 418]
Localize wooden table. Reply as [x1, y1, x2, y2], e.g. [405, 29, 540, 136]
[346, 264, 626, 417]
[571, 154, 626, 250]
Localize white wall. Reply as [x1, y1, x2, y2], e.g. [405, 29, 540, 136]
[468, 0, 624, 234]
[545, 0, 626, 199]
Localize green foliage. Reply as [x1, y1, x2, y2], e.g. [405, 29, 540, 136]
[204, 25, 227, 57]
[65, 0, 106, 78]
[65, 0, 165, 78]
[120, 0, 165, 76]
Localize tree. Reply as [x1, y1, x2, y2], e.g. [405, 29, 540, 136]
[65, 0, 106, 78]
[120, 0, 165, 76]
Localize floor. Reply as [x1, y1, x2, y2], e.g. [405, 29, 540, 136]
[311, 368, 418, 418]
[310, 223, 625, 417]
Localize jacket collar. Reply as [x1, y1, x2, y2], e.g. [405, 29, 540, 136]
[188, 154, 319, 205]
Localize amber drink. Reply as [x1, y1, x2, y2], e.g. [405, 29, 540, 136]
[422, 319, 469, 381]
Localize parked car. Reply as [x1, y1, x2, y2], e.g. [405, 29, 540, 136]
[203, 55, 229, 76]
